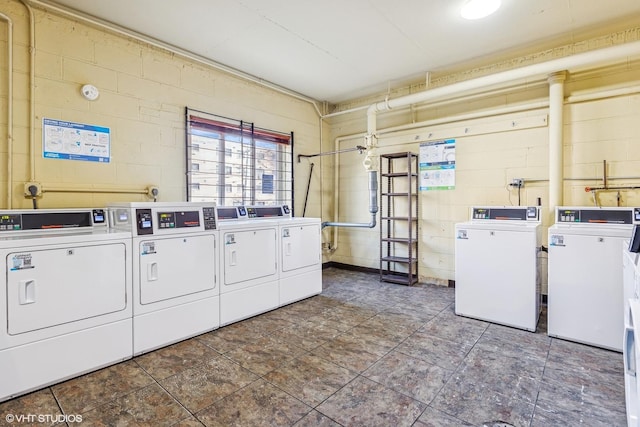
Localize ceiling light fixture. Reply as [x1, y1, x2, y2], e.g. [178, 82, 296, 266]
[460, 0, 501, 20]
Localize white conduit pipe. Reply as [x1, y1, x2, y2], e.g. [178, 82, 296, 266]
[20, 1, 35, 182]
[548, 71, 567, 219]
[362, 40, 640, 216]
[25, 0, 322, 117]
[367, 40, 640, 119]
[1, 12, 13, 209]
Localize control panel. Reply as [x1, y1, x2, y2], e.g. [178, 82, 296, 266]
[556, 207, 640, 225]
[471, 206, 540, 221]
[216, 206, 248, 221]
[107, 203, 217, 236]
[0, 209, 108, 233]
[247, 205, 291, 219]
[216, 205, 291, 221]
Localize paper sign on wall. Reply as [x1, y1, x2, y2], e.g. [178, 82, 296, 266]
[419, 139, 455, 190]
[43, 118, 111, 163]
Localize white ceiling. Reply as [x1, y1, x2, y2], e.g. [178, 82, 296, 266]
[42, 0, 640, 103]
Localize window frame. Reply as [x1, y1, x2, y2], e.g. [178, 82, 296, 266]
[185, 108, 294, 211]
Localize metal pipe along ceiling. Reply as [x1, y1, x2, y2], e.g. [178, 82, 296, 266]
[366, 39, 640, 120]
[0, 12, 13, 209]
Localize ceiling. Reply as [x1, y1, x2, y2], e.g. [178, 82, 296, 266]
[42, 0, 640, 104]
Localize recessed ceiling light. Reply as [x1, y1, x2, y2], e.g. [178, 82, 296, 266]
[460, 0, 501, 20]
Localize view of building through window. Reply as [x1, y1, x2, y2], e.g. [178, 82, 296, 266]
[186, 109, 293, 208]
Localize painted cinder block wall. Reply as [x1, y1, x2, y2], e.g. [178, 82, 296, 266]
[325, 27, 640, 289]
[0, 0, 323, 216]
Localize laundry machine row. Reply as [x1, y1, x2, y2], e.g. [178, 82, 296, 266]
[0, 203, 322, 402]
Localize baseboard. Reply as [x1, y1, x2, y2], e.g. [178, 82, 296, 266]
[322, 262, 378, 274]
[322, 262, 548, 303]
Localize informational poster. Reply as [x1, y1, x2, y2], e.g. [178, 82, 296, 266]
[43, 118, 110, 163]
[419, 139, 455, 190]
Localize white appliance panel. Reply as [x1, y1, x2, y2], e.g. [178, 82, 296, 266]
[281, 224, 320, 272]
[223, 228, 277, 286]
[138, 235, 216, 305]
[280, 269, 322, 306]
[7, 243, 127, 335]
[134, 296, 218, 354]
[548, 230, 625, 351]
[220, 280, 279, 325]
[625, 299, 640, 427]
[0, 320, 131, 402]
[455, 225, 539, 331]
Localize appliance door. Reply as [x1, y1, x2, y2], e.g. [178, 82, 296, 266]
[624, 245, 640, 325]
[548, 229, 625, 351]
[138, 234, 215, 304]
[625, 299, 640, 427]
[455, 224, 538, 330]
[6, 243, 128, 335]
[223, 228, 277, 286]
[281, 224, 320, 272]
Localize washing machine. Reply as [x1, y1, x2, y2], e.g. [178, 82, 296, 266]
[0, 208, 132, 402]
[455, 206, 542, 331]
[108, 202, 218, 355]
[548, 206, 640, 352]
[215, 205, 280, 326]
[625, 298, 640, 427]
[277, 212, 322, 306]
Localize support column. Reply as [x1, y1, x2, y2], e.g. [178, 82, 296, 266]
[548, 71, 567, 221]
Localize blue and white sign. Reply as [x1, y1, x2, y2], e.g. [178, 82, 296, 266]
[419, 138, 456, 190]
[43, 118, 111, 163]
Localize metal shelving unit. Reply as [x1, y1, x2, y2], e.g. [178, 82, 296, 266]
[379, 152, 419, 285]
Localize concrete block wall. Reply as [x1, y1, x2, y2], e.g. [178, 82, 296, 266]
[326, 45, 640, 288]
[0, 0, 321, 212]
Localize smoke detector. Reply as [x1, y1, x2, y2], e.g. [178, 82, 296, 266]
[81, 84, 100, 101]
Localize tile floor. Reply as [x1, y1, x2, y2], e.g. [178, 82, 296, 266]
[0, 268, 626, 426]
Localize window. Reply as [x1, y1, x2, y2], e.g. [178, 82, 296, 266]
[186, 108, 293, 209]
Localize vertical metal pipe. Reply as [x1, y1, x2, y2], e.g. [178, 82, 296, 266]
[548, 71, 567, 219]
[0, 12, 13, 209]
[302, 162, 314, 217]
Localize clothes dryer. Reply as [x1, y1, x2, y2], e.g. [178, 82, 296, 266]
[277, 212, 322, 306]
[455, 206, 542, 331]
[548, 206, 640, 352]
[0, 209, 132, 402]
[215, 206, 280, 325]
[108, 202, 218, 355]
